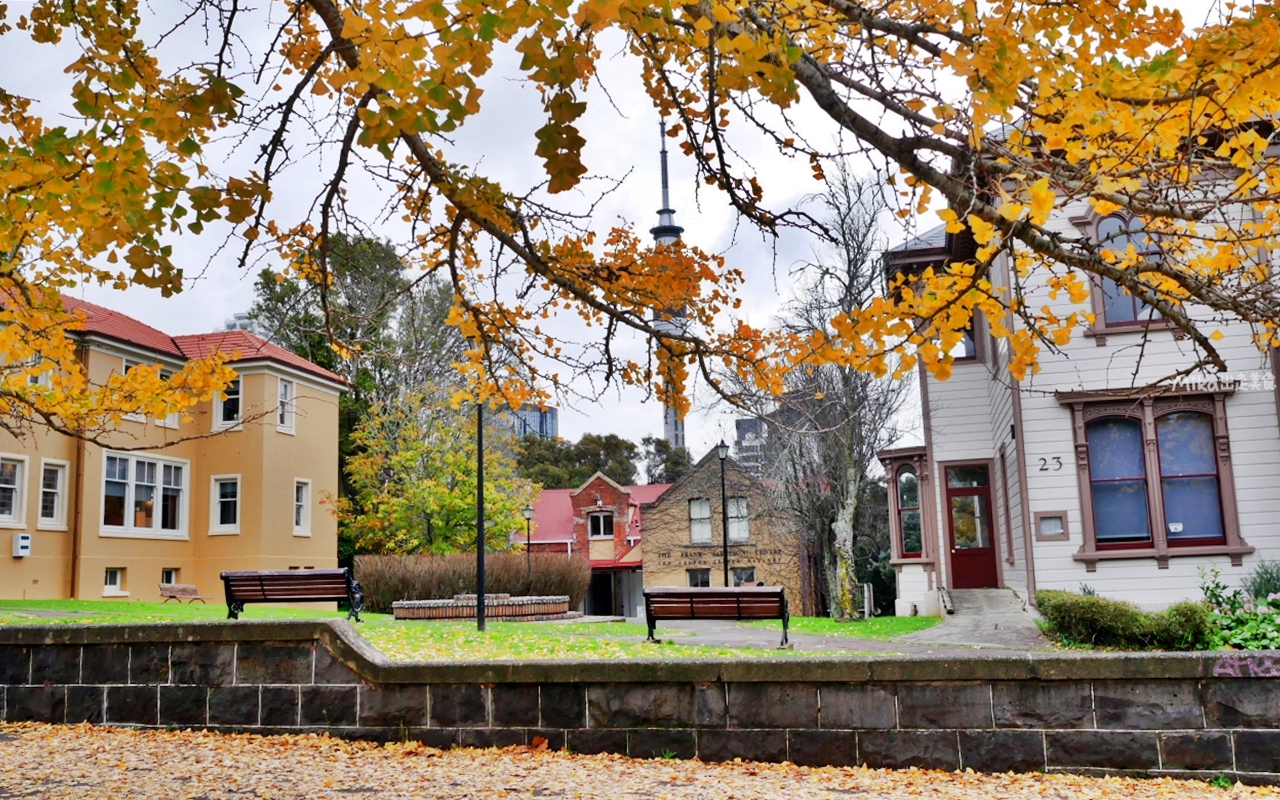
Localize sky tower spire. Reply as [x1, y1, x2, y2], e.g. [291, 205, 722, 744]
[649, 119, 686, 450]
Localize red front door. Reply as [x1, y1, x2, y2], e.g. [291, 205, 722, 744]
[945, 465, 999, 589]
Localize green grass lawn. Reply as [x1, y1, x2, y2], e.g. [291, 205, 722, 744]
[0, 600, 927, 660]
[742, 614, 942, 640]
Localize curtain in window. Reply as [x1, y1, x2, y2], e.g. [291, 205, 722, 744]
[1157, 412, 1224, 542]
[1086, 417, 1151, 543]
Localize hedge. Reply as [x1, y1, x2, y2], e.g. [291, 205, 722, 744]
[355, 553, 592, 614]
[1036, 589, 1213, 651]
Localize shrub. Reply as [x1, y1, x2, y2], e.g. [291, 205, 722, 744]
[355, 553, 591, 614]
[1203, 566, 1280, 649]
[1035, 590, 1212, 651]
[1243, 561, 1280, 601]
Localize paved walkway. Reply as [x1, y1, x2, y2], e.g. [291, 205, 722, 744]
[896, 589, 1049, 650]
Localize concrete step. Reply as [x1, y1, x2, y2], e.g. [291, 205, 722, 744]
[948, 588, 1027, 615]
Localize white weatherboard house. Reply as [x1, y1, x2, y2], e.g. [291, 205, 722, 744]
[881, 214, 1279, 613]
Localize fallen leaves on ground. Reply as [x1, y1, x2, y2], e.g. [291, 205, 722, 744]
[0, 723, 1256, 799]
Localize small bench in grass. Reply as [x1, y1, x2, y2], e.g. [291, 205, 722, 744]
[159, 583, 212, 604]
[220, 568, 364, 621]
[643, 586, 790, 647]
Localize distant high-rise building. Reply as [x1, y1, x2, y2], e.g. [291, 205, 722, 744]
[734, 417, 767, 477]
[224, 312, 264, 336]
[507, 405, 559, 440]
[650, 120, 686, 451]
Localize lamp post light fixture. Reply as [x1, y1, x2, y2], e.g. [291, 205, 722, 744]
[717, 439, 730, 587]
[522, 504, 535, 573]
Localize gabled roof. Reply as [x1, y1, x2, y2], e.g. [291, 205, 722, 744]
[174, 330, 346, 386]
[57, 295, 345, 387]
[887, 223, 949, 254]
[62, 296, 186, 358]
[528, 480, 673, 544]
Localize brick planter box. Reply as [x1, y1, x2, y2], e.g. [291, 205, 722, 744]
[4, 621, 1280, 784]
[392, 595, 575, 621]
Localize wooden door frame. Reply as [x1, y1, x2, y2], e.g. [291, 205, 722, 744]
[936, 458, 1003, 590]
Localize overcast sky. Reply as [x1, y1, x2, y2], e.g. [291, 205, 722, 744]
[3, 0, 1214, 460]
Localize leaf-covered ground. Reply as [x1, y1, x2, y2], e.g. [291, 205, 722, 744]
[740, 615, 941, 640]
[0, 723, 1253, 799]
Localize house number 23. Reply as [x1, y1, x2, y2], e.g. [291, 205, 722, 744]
[1038, 457, 1063, 472]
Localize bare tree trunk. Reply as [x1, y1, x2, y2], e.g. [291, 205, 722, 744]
[830, 466, 863, 620]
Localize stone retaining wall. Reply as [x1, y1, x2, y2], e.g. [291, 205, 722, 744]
[3, 621, 1280, 783]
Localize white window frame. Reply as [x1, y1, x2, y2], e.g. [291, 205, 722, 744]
[156, 368, 179, 429]
[277, 377, 296, 433]
[727, 496, 750, 541]
[0, 454, 29, 530]
[293, 478, 311, 536]
[121, 359, 148, 423]
[588, 512, 614, 540]
[214, 377, 242, 430]
[100, 451, 190, 540]
[210, 474, 241, 535]
[161, 567, 180, 585]
[36, 459, 69, 531]
[103, 567, 128, 597]
[689, 498, 712, 543]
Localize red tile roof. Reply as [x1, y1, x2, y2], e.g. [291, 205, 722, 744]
[59, 295, 345, 386]
[174, 330, 346, 386]
[61, 296, 186, 358]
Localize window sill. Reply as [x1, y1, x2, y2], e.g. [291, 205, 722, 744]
[1074, 543, 1254, 570]
[276, 425, 296, 436]
[891, 556, 934, 566]
[213, 422, 243, 433]
[209, 529, 240, 536]
[36, 524, 67, 532]
[101, 590, 130, 598]
[292, 530, 311, 538]
[99, 529, 189, 541]
[0, 520, 27, 530]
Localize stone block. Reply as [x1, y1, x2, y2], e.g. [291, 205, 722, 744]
[859, 731, 960, 771]
[819, 684, 897, 730]
[490, 685, 539, 727]
[31, 646, 80, 685]
[567, 728, 628, 756]
[959, 730, 1045, 773]
[0, 646, 29, 685]
[629, 729, 697, 760]
[788, 730, 858, 767]
[129, 644, 169, 685]
[107, 685, 158, 725]
[431, 685, 488, 727]
[209, 686, 259, 726]
[993, 681, 1093, 729]
[67, 686, 104, 724]
[314, 645, 361, 684]
[897, 683, 992, 729]
[728, 683, 818, 729]
[360, 685, 427, 728]
[6, 686, 65, 723]
[80, 646, 129, 685]
[697, 729, 789, 764]
[1093, 681, 1202, 730]
[413, 728, 459, 749]
[1235, 731, 1280, 773]
[695, 683, 727, 727]
[1202, 680, 1280, 728]
[1045, 731, 1159, 770]
[587, 684, 697, 729]
[528, 729, 567, 752]
[459, 729, 527, 749]
[170, 644, 235, 686]
[236, 643, 312, 685]
[260, 686, 299, 727]
[160, 686, 209, 727]
[1159, 732, 1233, 771]
[540, 684, 585, 728]
[301, 686, 357, 727]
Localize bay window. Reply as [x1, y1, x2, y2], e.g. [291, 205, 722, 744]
[102, 453, 187, 537]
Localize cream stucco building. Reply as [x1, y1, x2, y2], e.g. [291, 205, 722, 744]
[1, 297, 345, 602]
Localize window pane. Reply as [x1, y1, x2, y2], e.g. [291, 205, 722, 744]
[950, 495, 990, 548]
[687, 569, 710, 588]
[1162, 476, 1224, 541]
[732, 567, 756, 587]
[1157, 412, 1216, 477]
[41, 467, 59, 491]
[106, 456, 128, 482]
[222, 380, 241, 422]
[901, 510, 922, 554]
[161, 487, 181, 530]
[134, 484, 155, 528]
[897, 467, 919, 508]
[1098, 215, 1127, 250]
[689, 498, 710, 519]
[1087, 418, 1146, 480]
[946, 465, 987, 488]
[0, 462, 17, 488]
[1092, 480, 1151, 542]
[1101, 277, 1139, 324]
[0, 487, 13, 519]
[104, 481, 126, 526]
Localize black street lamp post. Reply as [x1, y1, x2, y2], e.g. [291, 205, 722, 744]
[523, 504, 535, 574]
[476, 402, 486, 632]
[717, 440, 730, 587]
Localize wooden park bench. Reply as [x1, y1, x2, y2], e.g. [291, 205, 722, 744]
[220, 568, 365, 622]
[159, 583, 212, 604]
[643, 586, 790, 647]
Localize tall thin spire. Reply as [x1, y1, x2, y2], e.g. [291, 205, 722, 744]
[649, 119, 686, 450]
[650, 120, 684, 246]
